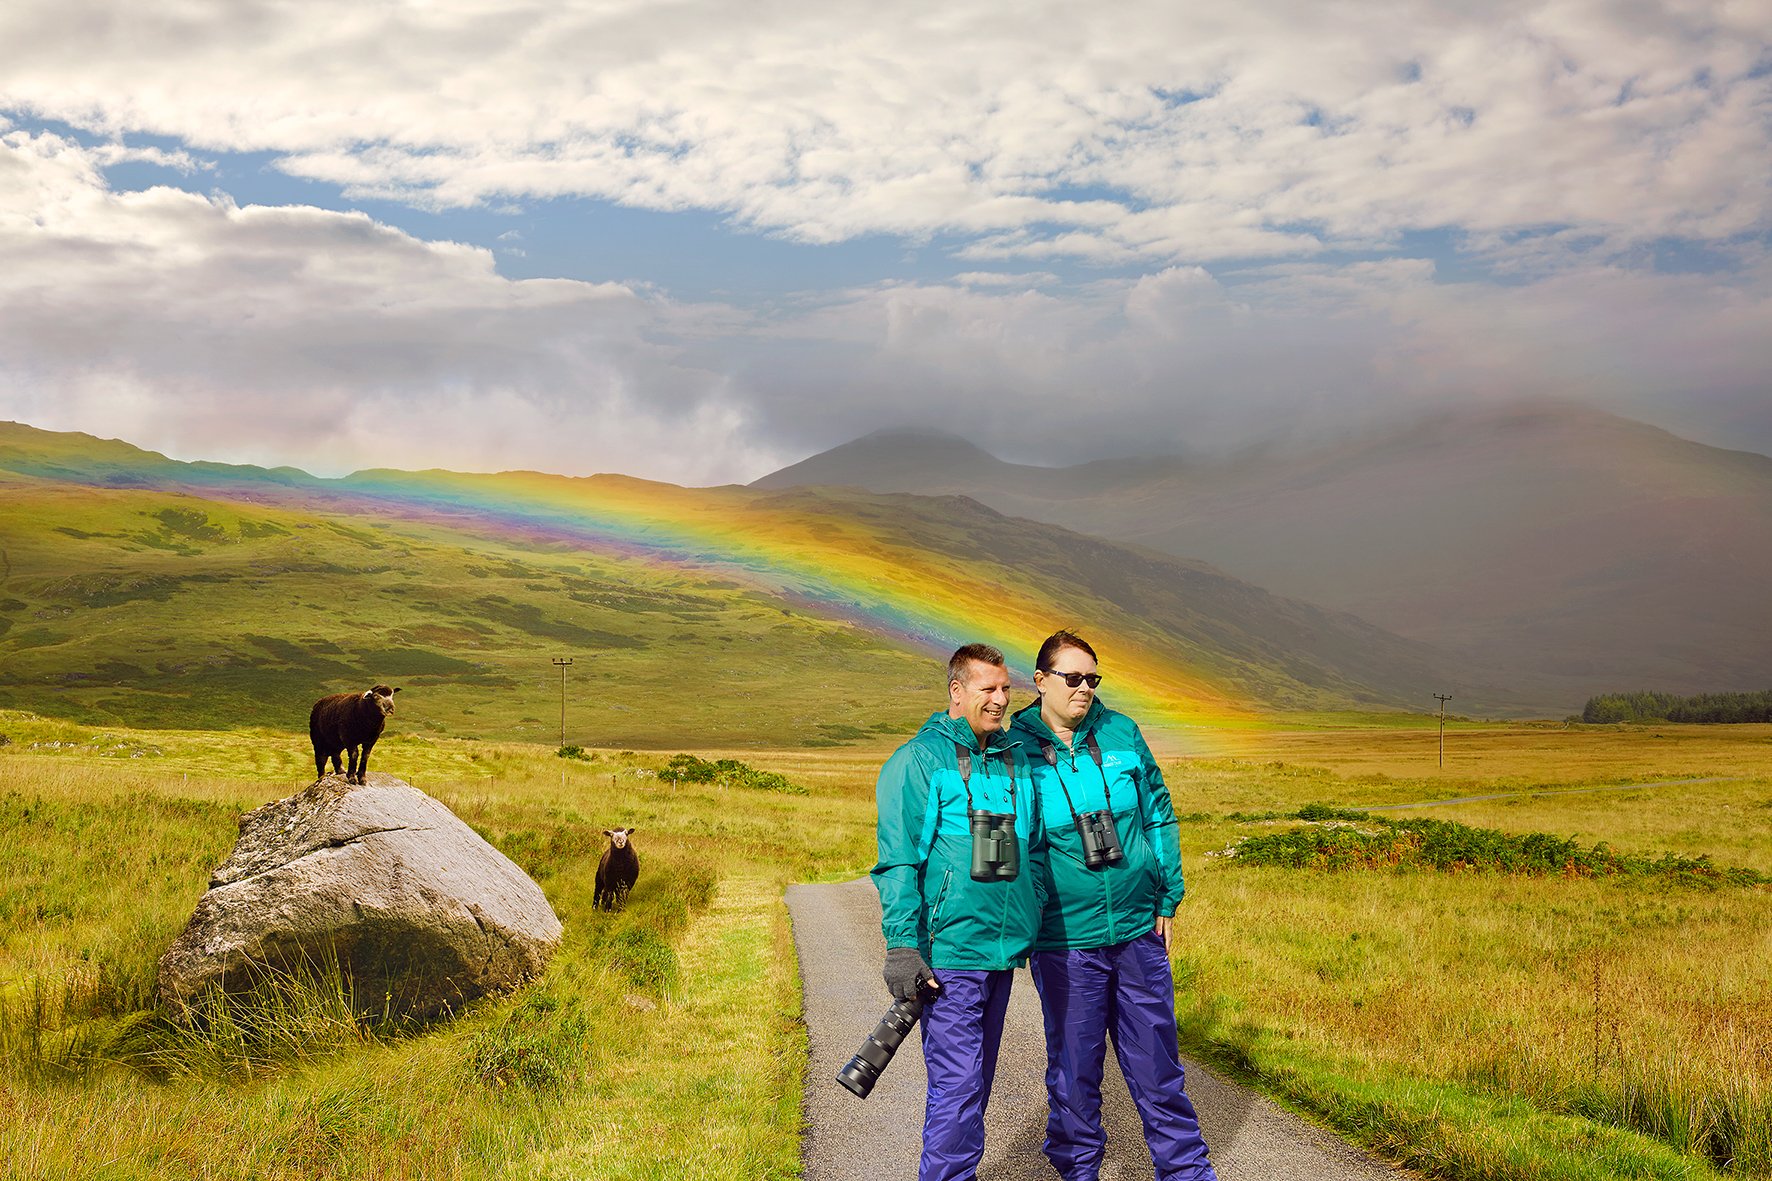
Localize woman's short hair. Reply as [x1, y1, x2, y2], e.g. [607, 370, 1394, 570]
[1035, 629, 1097, 673]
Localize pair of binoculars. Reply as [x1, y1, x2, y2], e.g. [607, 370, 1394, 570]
[1074, 808, 1124, 870]
[836, 995, 923, 1098]
[968, 809, 1019, 881]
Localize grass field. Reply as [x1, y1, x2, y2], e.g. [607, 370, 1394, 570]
[0, 713, 1767, 1178]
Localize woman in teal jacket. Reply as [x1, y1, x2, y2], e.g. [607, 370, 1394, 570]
[1010, 630, 1216, 1181]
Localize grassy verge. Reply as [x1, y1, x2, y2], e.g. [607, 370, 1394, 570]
[511, 876, 804, 1180]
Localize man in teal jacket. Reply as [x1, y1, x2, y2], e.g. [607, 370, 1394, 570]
[1009, 630, 1215, 1181]
[872, 642, 1047, 1181]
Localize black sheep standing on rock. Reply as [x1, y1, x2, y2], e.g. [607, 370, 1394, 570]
[309, 685, 400, 784]
[595, 827, 639, 911]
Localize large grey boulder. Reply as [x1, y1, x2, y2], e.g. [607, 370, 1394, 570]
[158, 773, 563, 1018]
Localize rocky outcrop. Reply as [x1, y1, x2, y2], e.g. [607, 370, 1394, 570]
[157, 773, 563, 1018]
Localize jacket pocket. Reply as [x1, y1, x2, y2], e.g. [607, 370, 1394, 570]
[928, 869, 955, 934]
[1120, 814, 1160, 902]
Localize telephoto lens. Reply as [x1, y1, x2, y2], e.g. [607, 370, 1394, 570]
[969, 809, 1020, 881]
[1076, 809, 1124, 870]
[836, 995, 924, 1098]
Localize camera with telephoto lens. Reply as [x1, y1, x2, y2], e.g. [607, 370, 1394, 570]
[836, 995, 923, 1098]
[969, 809, 1019, 881]
[1074, 809, 1124, 870]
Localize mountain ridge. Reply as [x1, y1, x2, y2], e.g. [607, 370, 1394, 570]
[755, 402, 1772, 700]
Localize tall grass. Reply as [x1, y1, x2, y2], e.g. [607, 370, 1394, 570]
[1168, 867, 1770, 1177]
[1163, 737, 1772, 1181]
[0, 735, 859, 1179]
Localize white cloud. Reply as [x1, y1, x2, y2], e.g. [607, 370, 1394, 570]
[2, 0, 1767, 266]
[1, 90, 1768, 489]
[0, 130, 781, 483]
[952, 271, 1061, 289]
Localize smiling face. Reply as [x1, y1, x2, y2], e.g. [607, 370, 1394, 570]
[1035, 645, 1098, 732]
[949, 658, 1011, 742]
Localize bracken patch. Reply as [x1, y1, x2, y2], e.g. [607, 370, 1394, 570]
[1227, 807, 1770, 887]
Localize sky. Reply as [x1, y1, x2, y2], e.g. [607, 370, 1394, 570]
[1, 0, 1768, 485]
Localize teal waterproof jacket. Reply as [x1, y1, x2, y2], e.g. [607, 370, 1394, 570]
[871, 710, 1047, 971]
[1009, 698, 1184, 952]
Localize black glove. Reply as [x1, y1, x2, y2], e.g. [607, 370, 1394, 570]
[883, 946, 935, 1000]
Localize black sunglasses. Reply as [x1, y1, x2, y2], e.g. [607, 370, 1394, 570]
[1040, 670, 1101, 689]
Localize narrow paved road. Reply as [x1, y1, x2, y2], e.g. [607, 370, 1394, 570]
[788, 877, 1410, 1181]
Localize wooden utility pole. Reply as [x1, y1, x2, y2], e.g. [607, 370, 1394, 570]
[553, 657, 574, 747]
[1434, 693, 1452, 767]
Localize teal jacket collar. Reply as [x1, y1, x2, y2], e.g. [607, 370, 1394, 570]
[1009, 697, 1105, 749]
[918, 708, 1019, 755]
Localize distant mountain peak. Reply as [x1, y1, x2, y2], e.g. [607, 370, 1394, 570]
[751, 428, 1010, 490]
[817, 427, 998, 458]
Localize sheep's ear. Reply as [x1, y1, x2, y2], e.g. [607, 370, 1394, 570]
[625, 827, 637, 836]
[603, 829, 614, 836]
[392, 687, 401, 694]
[362, 690, 375, 700]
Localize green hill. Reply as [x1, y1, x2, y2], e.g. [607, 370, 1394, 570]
[0, 421, 1486, 744]
[0, 452, 929, 747]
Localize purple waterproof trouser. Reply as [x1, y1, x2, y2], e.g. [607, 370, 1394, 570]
[1030, 932, 1217, 1181]
[917, 968, 1014, 1181]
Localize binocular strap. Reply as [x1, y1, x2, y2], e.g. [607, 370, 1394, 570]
[953, 741, 1017, 814]
[1038, 731, 1110, 825]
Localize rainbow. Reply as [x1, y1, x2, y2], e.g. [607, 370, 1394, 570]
[323, 468, 1252, 746]
[0, 423, 1250, 749]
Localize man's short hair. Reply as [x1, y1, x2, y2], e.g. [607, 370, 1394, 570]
[948, 643, 1007, 686]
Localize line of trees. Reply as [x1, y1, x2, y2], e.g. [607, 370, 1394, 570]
[1581, 690, 1772, 724]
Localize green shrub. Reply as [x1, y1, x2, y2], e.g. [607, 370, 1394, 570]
[1227, 803, 1370, 823]
[1294, 802, 1370, 822]
[659, 754, 806, 794]
[1229, 814, 1770, 886]
[605, 927, 678, 995]
[466, 991, 590, 1092]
